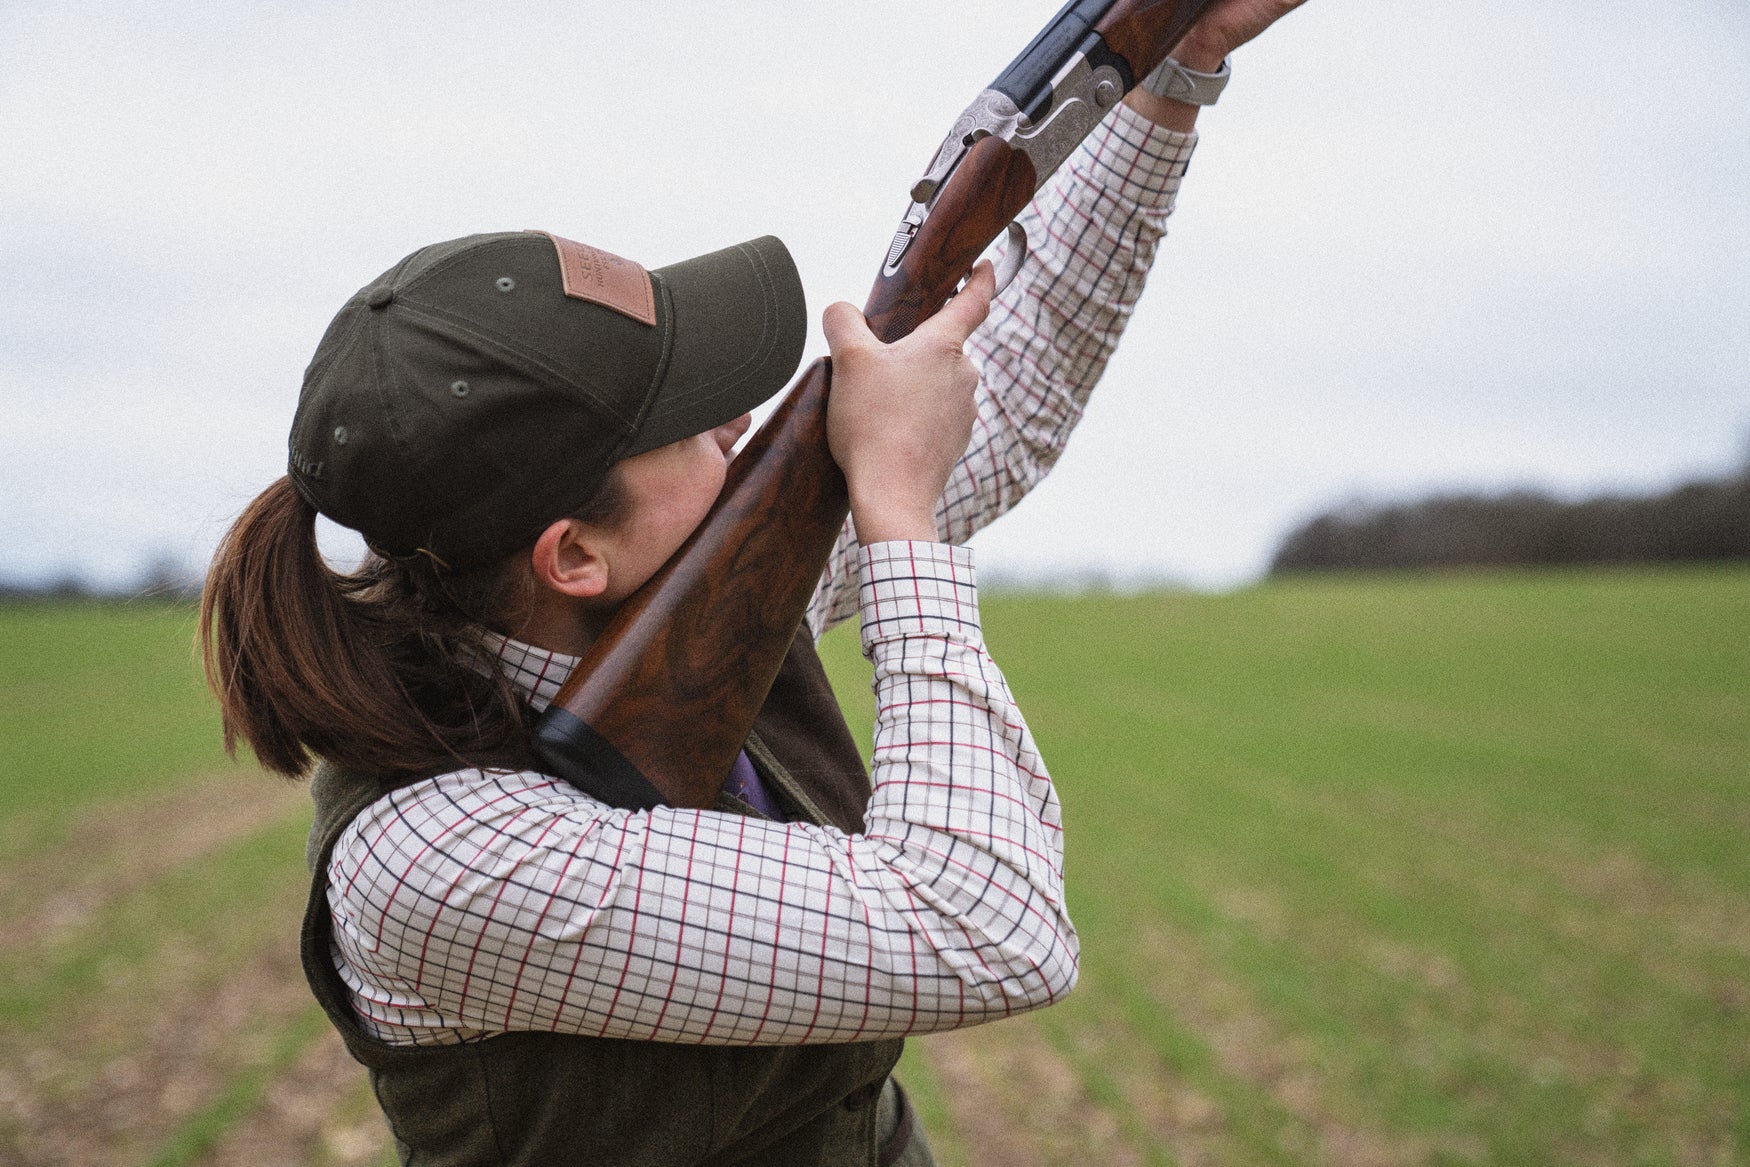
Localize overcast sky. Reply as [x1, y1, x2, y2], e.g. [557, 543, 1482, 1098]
[3, 0, 1746, 590]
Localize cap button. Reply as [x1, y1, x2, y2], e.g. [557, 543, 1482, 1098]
[365, 287, 394, 309]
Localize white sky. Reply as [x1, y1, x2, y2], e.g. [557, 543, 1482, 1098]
[3, 0, 1747, 590]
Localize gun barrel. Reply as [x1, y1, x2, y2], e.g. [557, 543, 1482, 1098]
[990, 0, 1128, 123]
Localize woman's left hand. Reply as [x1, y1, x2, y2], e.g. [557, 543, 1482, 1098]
[1172, 0, 1310, 72]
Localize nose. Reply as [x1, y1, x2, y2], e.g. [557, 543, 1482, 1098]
[716, 412, 753, 453]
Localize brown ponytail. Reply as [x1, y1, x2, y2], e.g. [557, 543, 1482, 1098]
[199, 477, 536, 779]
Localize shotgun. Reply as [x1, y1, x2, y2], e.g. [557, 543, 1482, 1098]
[533, 0, 1220, 809]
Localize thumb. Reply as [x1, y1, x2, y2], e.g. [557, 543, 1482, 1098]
[821, 300, 875, 358]
[922, 260, 996, 348]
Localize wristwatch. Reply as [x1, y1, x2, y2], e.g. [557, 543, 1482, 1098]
[1140, 55, 1232, 106]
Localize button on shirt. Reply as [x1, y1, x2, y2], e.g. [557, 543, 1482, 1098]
[325, 107, 1197, 1048]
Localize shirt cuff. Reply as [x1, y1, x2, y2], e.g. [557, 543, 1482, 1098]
[1079, 102, 1198, 211]
[857, 541, 981, 657]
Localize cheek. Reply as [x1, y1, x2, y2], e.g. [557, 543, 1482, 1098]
[657, 459, 727, 536]
[688, 455, 730, 511]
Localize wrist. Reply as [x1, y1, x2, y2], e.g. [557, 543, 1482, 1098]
[1140, 53, 1231, 107]
[1124, 88, 1199, 133]
[850, 492, 939, 545]
[1130, 46, 1229, 131]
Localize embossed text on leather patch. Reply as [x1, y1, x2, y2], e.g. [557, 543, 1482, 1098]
[530, 230, 657, 326]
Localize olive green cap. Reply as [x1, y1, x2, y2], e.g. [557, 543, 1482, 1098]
[288, 230, 806, 570]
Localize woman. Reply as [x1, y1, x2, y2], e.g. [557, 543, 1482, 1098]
[201, 5, 1304, 1161]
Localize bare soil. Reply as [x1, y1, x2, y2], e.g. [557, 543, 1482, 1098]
[913, 1019, 1148, 1167]
[202, 1029, 391, 1167]
[0, 769, 349, 1167]
[0, 769, 305, 960]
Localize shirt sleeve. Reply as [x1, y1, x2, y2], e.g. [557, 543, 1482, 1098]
[806, 104, 1198, 636]
[326, 542, 1073, 1047]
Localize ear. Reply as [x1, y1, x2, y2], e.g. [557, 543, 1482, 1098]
[529, 518, 610, 600]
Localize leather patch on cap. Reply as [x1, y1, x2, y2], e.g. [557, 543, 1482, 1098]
[531, 231, 657, 326]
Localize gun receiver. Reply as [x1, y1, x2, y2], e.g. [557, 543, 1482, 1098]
[534, 0, 1220, 809]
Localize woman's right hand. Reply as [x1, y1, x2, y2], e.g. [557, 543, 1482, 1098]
[821, 261, 997, 545]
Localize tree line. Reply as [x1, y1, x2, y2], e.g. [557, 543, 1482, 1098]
[0, 554, 199, 601]
[1270, 457, 1750, 575]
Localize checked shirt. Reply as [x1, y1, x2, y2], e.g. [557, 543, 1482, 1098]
[325, 106, 1198, 1048]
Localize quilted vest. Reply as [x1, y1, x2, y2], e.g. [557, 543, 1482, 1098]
[300, 629, 905, 1165]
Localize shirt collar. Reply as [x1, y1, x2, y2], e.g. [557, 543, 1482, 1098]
[480, 630, 579, 712]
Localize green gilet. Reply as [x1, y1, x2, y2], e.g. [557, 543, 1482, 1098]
[300, 629, 905, 1165]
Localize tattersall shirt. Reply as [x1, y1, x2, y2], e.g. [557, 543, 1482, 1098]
[327, 106, 1197, 1047]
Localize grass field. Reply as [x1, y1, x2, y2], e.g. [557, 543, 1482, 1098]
[1, 566, 1744, 1165]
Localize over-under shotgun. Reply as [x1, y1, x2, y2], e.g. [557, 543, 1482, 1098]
[534, 0, 1221, 809]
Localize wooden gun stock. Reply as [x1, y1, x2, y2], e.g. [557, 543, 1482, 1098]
[865, 136, 1039, 345]
[535, 0, 1219, 809]
[531, 359, 844, 810]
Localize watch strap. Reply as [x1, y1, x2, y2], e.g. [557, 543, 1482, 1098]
[1140, 55, 1232, 106]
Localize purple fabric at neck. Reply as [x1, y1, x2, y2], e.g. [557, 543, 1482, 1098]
[724, 749, 786, 821]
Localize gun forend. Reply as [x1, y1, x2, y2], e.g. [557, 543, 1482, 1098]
[880, 5, 1130, 293]
[871, 0, 1219, 342]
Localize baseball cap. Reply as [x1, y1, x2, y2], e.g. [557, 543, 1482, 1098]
[288, 230, 806, 570]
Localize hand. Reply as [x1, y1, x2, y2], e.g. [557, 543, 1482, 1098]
[1172, 0, 1309, 72]
[822, 262, 997, 545]
[1124, 0, 1308, 129]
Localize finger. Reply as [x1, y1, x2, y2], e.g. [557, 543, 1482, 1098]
[821, 300, 875, 357]
[923, 260, 996, 347]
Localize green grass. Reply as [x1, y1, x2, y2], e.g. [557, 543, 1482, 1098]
[819, 563, 1750, 1165]
[3, 566, 1745, 1164]
[0, 598, 325, 1164]
[0, 599, 233, 855]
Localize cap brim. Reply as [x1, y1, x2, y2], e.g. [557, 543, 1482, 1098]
[625, 235, 807, 457]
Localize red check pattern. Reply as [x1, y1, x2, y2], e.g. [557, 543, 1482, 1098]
[810, 105, 1196, 630]
[326, 106, 1197, 1048]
